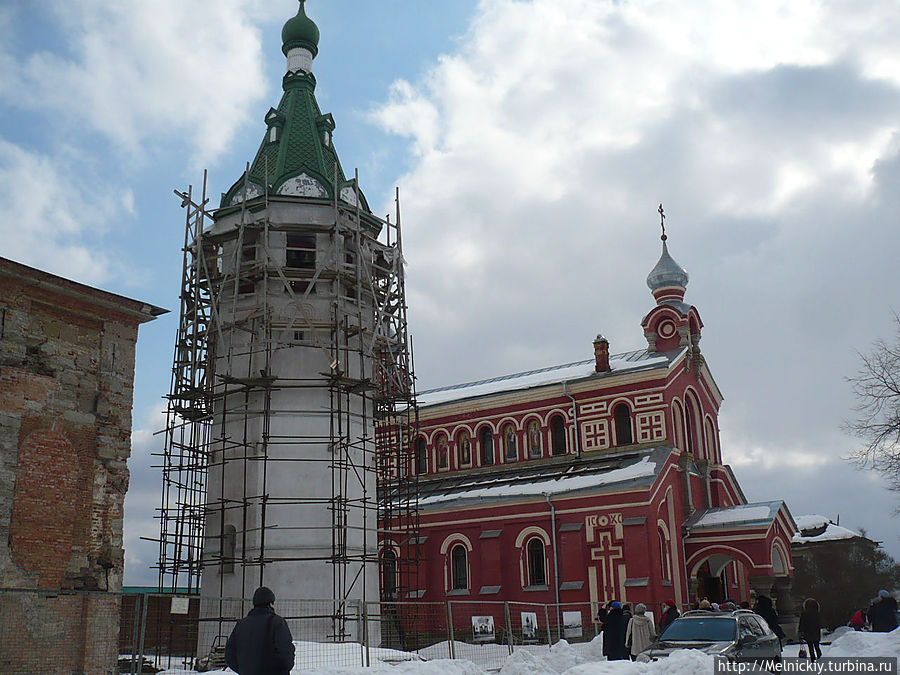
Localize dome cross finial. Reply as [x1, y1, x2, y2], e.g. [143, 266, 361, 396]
[658, 203, 667, 241]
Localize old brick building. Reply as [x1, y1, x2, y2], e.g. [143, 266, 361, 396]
[0, 257, 164, 674]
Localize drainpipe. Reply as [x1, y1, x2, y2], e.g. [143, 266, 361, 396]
[543, 493, 562, 636]
[562, 381, 581, 457]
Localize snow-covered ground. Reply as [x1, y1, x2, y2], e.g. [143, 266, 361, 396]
[155, 628, 898, 674]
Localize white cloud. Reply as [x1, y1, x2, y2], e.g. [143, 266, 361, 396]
[0, 139, 119, 284]
[0, 0, 285, 167]
[370, 0, 900, 557]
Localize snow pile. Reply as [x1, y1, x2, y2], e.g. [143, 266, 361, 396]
[823, 627, 900, 658]
[500, 636, 603, 674]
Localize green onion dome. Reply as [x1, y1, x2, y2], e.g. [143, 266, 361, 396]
[282, 1, 320, 57]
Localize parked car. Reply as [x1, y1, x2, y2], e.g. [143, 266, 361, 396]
[636, 609, 782, 663]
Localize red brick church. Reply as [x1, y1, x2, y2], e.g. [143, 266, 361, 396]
[379, 221, 797, 633]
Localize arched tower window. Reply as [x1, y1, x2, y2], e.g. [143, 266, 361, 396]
[613, 403, 633, 445]
[550, 416, 567, 456]
[451, 544, 468, 590]
[415, 437, 428, 475]
[672, 400, 685, 451]
[503, 423, 517, 462]
[526, 538, 546, 587]
[685, 395, 701, 459]
[480, 427, 494, 466]
[382, 549, 397, 600]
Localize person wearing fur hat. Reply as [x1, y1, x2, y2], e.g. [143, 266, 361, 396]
[225, 586, 295, 675]
[625, 603, 656, 661]
[601, 601, 629, 661]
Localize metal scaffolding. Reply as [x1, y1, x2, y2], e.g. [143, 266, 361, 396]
[154, 168, 419, 644]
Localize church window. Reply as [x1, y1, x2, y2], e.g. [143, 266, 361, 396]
[436, 434, 449, 470]
[382, 549, 397, 600]
[457, 430, 472, 467]
[613, 403, 633, 445]
[480, 427, 494, 466]
[658, 528, 672, 582]
[414, 437, 428, 475]
[685, 395, 701, 458]
[672, 401, 685, 451]
[527, 420, 542, 458]
[550, 416, 567, 456]
[526, 538, 546, 587]
[240, 233, 257, 263]
[286, 233, 316, 270]
[451, 544, 468, 590]
[269, 126, 279, 143]
[503, 424, 517, 462]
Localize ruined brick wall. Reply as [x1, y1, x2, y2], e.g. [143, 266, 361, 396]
[0, 260, 160, 674]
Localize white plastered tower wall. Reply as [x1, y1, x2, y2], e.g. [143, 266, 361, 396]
[158, 3, 419, 653]
[197, 198, 383, 647]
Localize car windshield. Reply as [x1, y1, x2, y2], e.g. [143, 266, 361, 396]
[660, 617, 737, 642]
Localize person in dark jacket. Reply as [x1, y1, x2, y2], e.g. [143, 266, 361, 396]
[869, 590, 899, 632]
[658, 599, 679, 635]
[225, 586, 295, 675]
[601, 601, 629, 661]
[798, 598, 822, 662]
[753, 594, 785, 646]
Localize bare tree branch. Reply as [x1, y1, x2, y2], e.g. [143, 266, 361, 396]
[844, 312, 900, 493]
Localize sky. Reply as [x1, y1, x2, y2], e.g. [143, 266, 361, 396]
[2, 0, 899, 585]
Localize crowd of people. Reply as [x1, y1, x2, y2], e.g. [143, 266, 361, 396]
[595, 588, 897, 663]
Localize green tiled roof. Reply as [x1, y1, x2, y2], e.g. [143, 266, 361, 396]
[221, 5, 370, 214]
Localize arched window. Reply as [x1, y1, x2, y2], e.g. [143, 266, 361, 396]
[526, 538, 546, 587]
[672, 400, 685, 451]
[658, 528, 672, 582]
[480, 427, 494, 466]
[685, 395, 701, 458]
[451, 544, 468, 590]
[382, 549, 397, 600]
[457, 430, 472, 467]
[550, 416, 567, 456]
[704, 417, 718, 464]
[415, 437, 428, 475]
[613, 403, 633, 445]
[503, 423, 517, 462]
[436, 433, 449, 470]
[526, 420, 542, 458]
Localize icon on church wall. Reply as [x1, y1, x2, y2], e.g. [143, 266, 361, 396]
[437, 434, 449, 469]
[527, 420, 541, 457]
[521, 611, 539, 642]
[562, 610, 583, 638]
[458, 431, 471, 466]
[504, 424, 517, 461]
[472, 615, 495, 642]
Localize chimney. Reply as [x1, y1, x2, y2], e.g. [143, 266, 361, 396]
[593, 334, 610, 373]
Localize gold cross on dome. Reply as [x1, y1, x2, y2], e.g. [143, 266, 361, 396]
[658, 203, 667, 241]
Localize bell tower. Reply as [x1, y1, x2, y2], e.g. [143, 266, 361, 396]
[641, 205, 703, 369]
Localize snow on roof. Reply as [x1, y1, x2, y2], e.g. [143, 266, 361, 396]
[417, 451, 661, 508]
[792, 514, 862, 544]
[687, 502, 781, 530]
[417, 348, 679, 408]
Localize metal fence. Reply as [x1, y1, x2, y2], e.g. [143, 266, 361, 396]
[0, 589, 602, 674]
